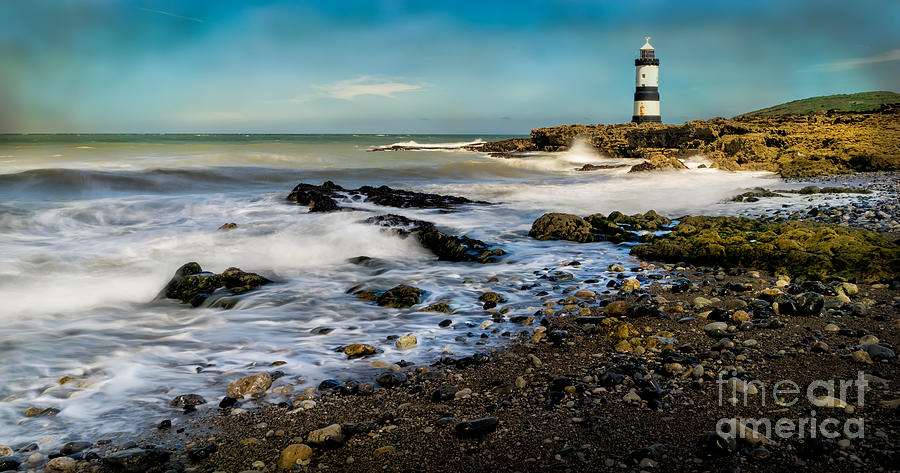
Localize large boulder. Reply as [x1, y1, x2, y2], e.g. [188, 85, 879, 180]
[160, 262, 223, 307]
[160, 263, 272, 307]
[529, 213, 595, 243]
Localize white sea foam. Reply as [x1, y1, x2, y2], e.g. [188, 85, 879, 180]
[370, 138, 485, 150]
[0, 135, 816, 449]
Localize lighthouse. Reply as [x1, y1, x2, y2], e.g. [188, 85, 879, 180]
[632, 37, 661, 124]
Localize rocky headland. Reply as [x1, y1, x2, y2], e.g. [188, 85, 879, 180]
[473, 104, 900, 177]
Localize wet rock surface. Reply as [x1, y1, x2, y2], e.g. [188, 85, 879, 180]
[160, 262, 272, 307]
[367, 214, 506, 263]
[530, 211, 671, 243]
[287, 181, 487, 211]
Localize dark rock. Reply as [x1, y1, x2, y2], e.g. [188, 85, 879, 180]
[432, 386, 459, 401]
[454, 417, 499, 438]
[186, 444, 216, 462]
[861, 343, 896, 360]
[794, 292, 825, 316]
[157, 419, 172, 430]
[288, 181, 483, 211]
[219, 268, 272, 295]
[724, 282, 751, 292]
[318, 379, 344, 391]
[159, 263, 271, 307]
[168, 394, 206, 408]
[103, 447, 170, 473]
[377, 285, 424, 308]
[61, 441, 92, 455]
[286, 182, 341, 212]
[699, 431, 737, 455]
[367, 215, 507, 264]
[0, 456, 22, 471]
[218, 397, 238, 409]
[670, 279, 691, 293]
[375, 371, 408, 388]
[438, 319, 452, 327]
[159, 263, 221, 307]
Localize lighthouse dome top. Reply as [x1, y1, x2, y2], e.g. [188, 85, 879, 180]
[640, 36, 654, 50]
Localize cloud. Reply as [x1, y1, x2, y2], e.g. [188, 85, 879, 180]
[813, 49, 900, 71]
[138, 7, 204, 23]
[313, 76, 423, 100]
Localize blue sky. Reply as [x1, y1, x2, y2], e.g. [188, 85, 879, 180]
[1, 0, 897, 133]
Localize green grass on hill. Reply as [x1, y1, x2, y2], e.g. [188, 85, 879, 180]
[740, 91, 900, 117]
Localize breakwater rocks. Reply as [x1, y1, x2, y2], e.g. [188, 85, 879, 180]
[475, 105, 900, 177]
[159, 262, 272, 307]
[287, 181, 486, 212]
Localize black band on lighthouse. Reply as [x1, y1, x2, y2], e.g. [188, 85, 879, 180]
[632, 115, 661, 123]
[634, 86, 659, 101]
[635, 58, 659, 66]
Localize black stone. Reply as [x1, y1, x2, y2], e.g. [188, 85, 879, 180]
[432, 386, 459, 401]
[61, 441, 93, 455]
[454, 417, 499, 438]
[375, 371, 408, 388]
[0, 456, 22, 471]
[218, 397, 238, 409]
[103, 447, 171, 473]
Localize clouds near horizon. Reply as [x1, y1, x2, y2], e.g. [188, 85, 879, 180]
[0, 0, 897, 133]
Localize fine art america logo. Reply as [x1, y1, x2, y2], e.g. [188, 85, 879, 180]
[715, 372, 866, 441]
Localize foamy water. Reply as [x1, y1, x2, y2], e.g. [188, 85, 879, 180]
[0, 134, 832, 449]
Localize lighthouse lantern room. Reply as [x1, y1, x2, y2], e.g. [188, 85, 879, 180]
[632, 37, 661, 124]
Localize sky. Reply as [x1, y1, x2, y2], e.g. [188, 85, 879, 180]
[1, 0, 898, 134]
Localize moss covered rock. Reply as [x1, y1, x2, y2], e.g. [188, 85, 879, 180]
[161, 262, 223, 307]
[630, 216, 900, 281]
[530, 211, 671, 243]
[529, 213, 594, 243]
[161, 263, 272, 307]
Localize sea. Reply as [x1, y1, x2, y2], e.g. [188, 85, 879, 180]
[0, 133, 801, 449]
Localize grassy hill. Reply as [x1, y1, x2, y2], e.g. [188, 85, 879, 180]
[740, 91, 900, 117]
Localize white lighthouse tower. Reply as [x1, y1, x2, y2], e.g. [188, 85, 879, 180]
[632, 37, 661, 124]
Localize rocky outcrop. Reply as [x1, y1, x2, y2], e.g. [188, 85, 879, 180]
[160, 262, 272, 307]
[627, 152, 688, 173]
[287, 181, 485, 212]
[480, 106, 900, 177]
[529, 211, 670, 243]
[630, 215, 900, 280]
[367, 214, 505, 263]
